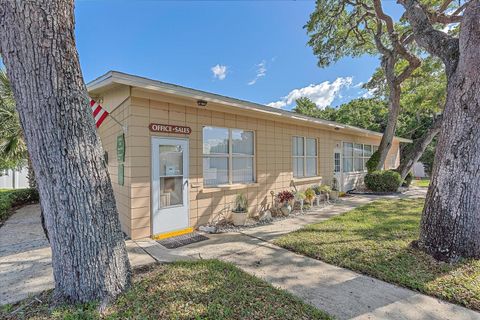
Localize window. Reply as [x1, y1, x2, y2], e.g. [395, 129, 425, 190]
[334, 152, 341, 173]
[342, 142, 377, 173]
[203, 127, 254, 186]
[292, 137, 317, 178]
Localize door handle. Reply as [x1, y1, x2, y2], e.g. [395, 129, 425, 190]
[183, 179, 189, 190]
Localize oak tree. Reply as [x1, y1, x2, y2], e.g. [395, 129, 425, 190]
[0, 1, 131, 303]
[307, 0, 420, 170]
[400, 0, 480, 261]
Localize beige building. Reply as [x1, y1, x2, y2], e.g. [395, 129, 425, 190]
[87, 71, 410, 240]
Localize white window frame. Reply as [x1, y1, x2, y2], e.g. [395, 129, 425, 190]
[292, 136, 318, 178]
[342, 142, 377, 173]
[203, 126, 255, 186]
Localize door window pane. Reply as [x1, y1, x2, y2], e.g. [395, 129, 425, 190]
[306, 138, 317, 156]
[232, 130, 254, 155]
[334, 153, 341, 173]
[306, 157, 317, 177]
[203, 127, 228, 154]
[203, 157, 228, 186]
[232, 157, 254, 183]
[160, 177, 183, 207]
[159, 145, 183, 176]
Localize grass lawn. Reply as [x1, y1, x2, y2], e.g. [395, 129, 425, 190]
[412, 179, 430, 187]
[0, 260, 331, 320]
[274, 198, 480, 311]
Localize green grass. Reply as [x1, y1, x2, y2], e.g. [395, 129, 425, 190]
[274, 198, 480, 311]
[0, 260, 331, 320]
[411, 179, 430, 187]
[0, 188, 39, 226]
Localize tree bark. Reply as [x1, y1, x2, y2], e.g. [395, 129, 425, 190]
[397, 114, 443, 180]
[0, 0, 131, 303]
[376, 67, 401, 170]
[401, 0, 480, 261]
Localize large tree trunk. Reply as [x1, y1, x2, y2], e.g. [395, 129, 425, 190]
[402, 0, 480, 261]
[376, 53, 401, 170]
[397, 114, 442, 180]
[376, 79, 401, 170]
[0, 0, 131, 303]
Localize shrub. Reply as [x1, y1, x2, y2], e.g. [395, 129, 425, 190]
[0, 188, 39, 223]
[366, 150, 380, 173]
[364, 170, 402, 192]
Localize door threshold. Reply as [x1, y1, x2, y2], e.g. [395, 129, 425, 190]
[152, 227, 194, 240]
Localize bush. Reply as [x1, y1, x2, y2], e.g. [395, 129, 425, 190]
[366, 150, 380, 173]
[402, 171, 414, 187]
[364, 170, 402, 192]
[0, 188, 39, 223]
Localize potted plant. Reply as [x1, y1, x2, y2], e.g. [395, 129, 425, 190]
[305, 187, 316, 206]
[294, 191, 306, 212]
[312, 185, 322, 205]
[231, 193, 248, 226]
[276, 190, 294, 216]
[330, 178, 340, 200]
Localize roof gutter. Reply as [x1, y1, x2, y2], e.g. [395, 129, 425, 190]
[87, 71, 412, 143]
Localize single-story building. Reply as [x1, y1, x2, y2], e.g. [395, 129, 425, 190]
[87, 71, 410, 240]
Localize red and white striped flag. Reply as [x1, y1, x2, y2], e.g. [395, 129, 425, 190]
[90, 99, 109, 128]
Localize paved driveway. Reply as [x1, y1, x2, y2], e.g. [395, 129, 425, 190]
[0, 204, 155, 306]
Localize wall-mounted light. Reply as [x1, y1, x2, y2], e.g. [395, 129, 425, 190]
[197, 99, 208, 107]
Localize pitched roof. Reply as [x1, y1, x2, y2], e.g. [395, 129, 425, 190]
[87, 71, 412, 143]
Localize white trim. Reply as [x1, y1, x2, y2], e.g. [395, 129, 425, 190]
[151, 137, 190, 235]
[87, 71, 412, 144]
[202, 126, 256, 187]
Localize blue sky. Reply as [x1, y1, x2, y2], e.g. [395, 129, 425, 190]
[74, 1, 400, 111]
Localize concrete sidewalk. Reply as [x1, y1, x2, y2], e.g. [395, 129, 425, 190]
[136, 189, 480, 320]
[0, 204, 155, 306]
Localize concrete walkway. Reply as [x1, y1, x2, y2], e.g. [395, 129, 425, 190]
[137, 188, 480, 320]
[0, 204, 155, 306]
[2, 189, 479, 319]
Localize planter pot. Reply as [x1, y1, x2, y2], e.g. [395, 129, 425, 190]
[231, 211, 247, 226]
[280, 204, 292, 216]
[330, 191, 339, 200]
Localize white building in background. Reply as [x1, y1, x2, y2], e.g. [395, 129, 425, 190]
[412, 162, 427, 178]
[0, 167, 29, 189]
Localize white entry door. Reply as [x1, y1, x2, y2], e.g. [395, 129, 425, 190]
[333, 147, 343, 192]
[151, 137, 189, 236]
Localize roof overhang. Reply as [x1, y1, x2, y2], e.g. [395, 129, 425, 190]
[87, 71, 412, 143]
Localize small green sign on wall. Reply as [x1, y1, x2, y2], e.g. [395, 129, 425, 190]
[118, 163, 124, 186]
[117, 134, 125, 162]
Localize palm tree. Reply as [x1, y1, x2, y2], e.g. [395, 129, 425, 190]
[0, 68, 32, 185]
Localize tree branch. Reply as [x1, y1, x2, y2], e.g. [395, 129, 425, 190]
[398, 0, 459, 73]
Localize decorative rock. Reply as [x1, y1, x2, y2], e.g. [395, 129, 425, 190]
[259, 210, 272, 221]
[199, 225, 218, 234]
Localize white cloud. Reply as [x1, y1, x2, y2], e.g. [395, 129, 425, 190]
[267, 77, 353, 109]
[248, 60, 267, 85]
[211, 64, 227, 80]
